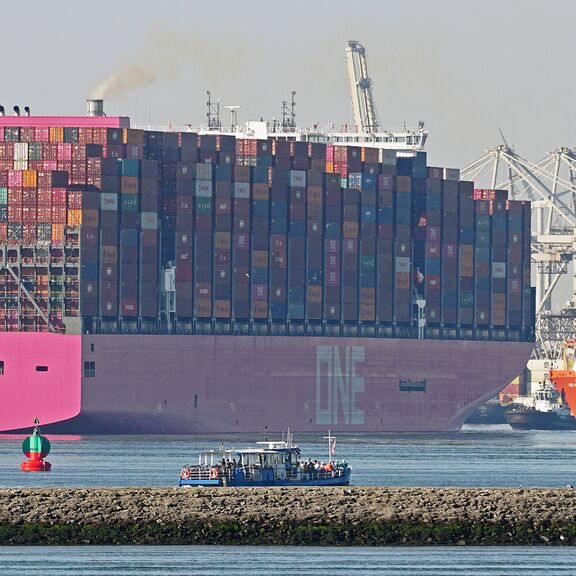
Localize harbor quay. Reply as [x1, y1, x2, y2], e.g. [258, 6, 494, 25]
[0, 487, 575, 545]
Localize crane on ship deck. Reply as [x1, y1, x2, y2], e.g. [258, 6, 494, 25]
[345, 40, 380, 134]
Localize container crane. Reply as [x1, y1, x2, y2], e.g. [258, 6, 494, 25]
[346, 40, 380, 134]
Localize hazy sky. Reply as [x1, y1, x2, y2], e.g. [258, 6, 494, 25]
[2, 0, 575, 170]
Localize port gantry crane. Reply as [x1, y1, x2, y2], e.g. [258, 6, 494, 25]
[461, 141, 576, 361]
[345, 40, 380, 134]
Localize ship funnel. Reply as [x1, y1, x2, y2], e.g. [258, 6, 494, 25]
[0, 105, 4, 116]
[86, 99, 104, 117]
[24, 106, 30, 116]
[13, 106, 20, 116]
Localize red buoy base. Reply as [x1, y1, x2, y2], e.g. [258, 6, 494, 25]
[21, 459, 51, 472]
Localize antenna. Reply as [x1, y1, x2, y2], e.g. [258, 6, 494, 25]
[281, 90, 296, 132]
[498, 128, 511, 151]
[206, 90, 221, 131]
[224, 105, 240, 132]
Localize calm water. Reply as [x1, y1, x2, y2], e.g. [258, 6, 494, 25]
[0, 546, 574, 575]
[0, 424, 576, 488]
[2, 426, 575, 572]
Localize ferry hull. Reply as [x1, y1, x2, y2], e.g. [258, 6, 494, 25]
[7, 333, 533, 434]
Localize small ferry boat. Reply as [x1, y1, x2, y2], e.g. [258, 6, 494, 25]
[178, 433, 351, 487]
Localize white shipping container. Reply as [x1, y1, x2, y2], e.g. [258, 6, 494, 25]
[195, 180, 212, 198]
[14, 142, 28, 161]
[100, 192, 118, 211]
[380, 149, 397, 166]
[290, 170, 307, 188]
[492, 262, 507, 279]
[443, 168, 460, 181]
[196, 164, 213, 181]
[395, 256, 411, 274]
[141, 211, 158, 230]
[234, 182, 250, 199]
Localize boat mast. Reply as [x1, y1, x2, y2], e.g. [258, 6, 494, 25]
[323, 430, 335, 462]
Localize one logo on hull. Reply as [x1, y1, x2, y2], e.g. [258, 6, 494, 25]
[316, 346, 365, 425]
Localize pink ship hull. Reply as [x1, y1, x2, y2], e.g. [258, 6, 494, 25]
[0, 333, 81, 431]
[0, 333, 533, 433]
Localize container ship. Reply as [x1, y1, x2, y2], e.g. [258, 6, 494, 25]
[0, 99, 534, 434]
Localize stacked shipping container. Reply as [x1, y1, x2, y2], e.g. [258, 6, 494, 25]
[0, 123, 534, 342]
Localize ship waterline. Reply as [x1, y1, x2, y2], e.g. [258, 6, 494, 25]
[2, 333, 532, 433]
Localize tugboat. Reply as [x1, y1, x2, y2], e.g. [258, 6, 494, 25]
[179, 432, 351, 487]
[505, 379, 576, 430]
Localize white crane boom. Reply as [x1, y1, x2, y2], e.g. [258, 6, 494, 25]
[346, 40, 379, 133]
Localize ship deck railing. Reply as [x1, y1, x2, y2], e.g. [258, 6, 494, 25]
[183, 463, 348, 482]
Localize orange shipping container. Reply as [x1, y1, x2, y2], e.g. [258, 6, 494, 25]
[123, 128, 145, 145]
[307, 285, 322, 303]
[361, 288, 375, 305]
[22, 170, 37, 188]
[121, 176, 139, 194]
[67, 209, 84, 227]
[343, 221, 358, 239]
[215, 232, 231, 250]
[253, 250, 268, 268]
[460, 260, 474, 277]
[51, 224, 64, 243]
[214, 300, 231, 318]
[49, 127, 64, 143]
[492, 294, 506, 309]
[195, 299, 212, 318]
[101, 245, 118, 264]
[252, 183, 269, 201]
[395, 272, 411, 290]
[459, 244, 474, 261]
[491, 308, 506, 326]
[82, 209, 98, 227]
[361, 303, 376, 321]
[252, 301, 268, 318]
[307, 186, 323, 204]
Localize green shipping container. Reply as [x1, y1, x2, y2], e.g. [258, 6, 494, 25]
[121, 195, 139, 212]
[196, 198, 212, 214]
[460, 292, 474, 308]
[121, 159, 140, 177]
[361, 255, 375, 272]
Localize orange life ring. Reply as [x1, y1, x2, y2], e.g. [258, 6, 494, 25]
[180, 468, 190, 480]
[209, 467, 219, 479]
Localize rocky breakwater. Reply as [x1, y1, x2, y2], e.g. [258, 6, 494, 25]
[1, 487, 576, 545]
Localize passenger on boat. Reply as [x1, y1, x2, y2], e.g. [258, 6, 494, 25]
[325, 461, 334, 473]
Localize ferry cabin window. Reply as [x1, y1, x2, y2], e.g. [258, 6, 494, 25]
[84, 361, 96, 378]
[0, 361, 3, 375]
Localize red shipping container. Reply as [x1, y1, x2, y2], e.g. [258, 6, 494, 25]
[22, 205, 37, 223]
[8, 188, 22, 204]
[22, 189, 37, 205]
[8, 204, 22, 222]
[8, 170, 22, 187]
[51, 205, 67, 224]
[22, 223, 36, 242]
[35, 127, 50, 143]
[52, 188, 67, 205]
[57, 143, 72, 161]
